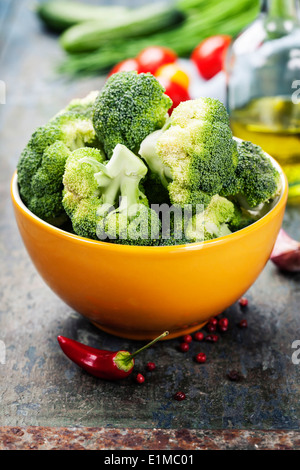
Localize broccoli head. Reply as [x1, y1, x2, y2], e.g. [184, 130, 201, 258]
[63, 144, 160, 245]
[158, 206, 190, 246]
[63, 147, 105, 201]
[170, 98, 230, 127]
[59, 90, 99, 120]
[99, 204, 161, 246]
[93, 71, 172, 158]
[17, 96, 102, 224]
[17, 77, 280, 247]
[27, 141, 71, 222]
[139, 97, 238, 208]
[62, 147, 106, 239]
[235, 141, 281, 208]
[55, 112, 99, 150]
[185, 195, 235, 242]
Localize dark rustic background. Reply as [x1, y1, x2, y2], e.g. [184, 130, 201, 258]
[0, 0, 300, 450]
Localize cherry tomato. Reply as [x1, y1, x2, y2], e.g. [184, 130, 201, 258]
[191, 35, 231, 80]
[157, 76, 190, 114]
[155, 63, 190, 90]
[108, 58, 141, 77]
[137, 46, 177, 75]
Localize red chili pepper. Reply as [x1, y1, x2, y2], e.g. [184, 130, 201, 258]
[57, 331, 169, 381]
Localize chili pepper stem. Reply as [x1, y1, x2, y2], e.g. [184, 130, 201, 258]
[124, 331, 169, 364]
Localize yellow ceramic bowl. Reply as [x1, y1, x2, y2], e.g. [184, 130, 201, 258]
[11, 152, 288, 340]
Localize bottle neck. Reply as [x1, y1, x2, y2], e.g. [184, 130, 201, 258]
[266, 0, 299, 19]
[263, 0, 300, 37]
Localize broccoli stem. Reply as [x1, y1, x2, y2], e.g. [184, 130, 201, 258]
[94, 144, 148, 216]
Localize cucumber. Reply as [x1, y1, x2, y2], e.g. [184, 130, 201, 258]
[37, 1, 129, 32]
[60, 3, 184, 53]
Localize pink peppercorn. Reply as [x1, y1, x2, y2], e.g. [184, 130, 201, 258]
[183, 334, 193, 343]
[174, 391, 186, 401]
[195, 353, 207, 363]
[194, 332, 204, 342]
[135, 373, 145, 384]
[239, 297, 248, 307]
[179, 342, 189, 352]
[205, 334, 219, 343]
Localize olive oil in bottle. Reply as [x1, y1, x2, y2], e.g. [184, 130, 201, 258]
[226, 0, 300, 203]
[231, 96, 300, 203]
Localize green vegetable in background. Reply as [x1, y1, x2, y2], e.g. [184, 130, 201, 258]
[60, 3, 184, 53]
[36, 1, 129, 32]
[53, 0, 260, 76]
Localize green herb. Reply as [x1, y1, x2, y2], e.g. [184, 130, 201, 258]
[56, 0, 260, 76]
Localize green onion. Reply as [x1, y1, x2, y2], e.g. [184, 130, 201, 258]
[57, 0, 260, 76]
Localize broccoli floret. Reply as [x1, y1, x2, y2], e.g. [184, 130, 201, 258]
[94, 143, 148, 213]
[96, 145, 160, 245]
[159, 236, 189, 246]
[63, 144, 160, 245]
[54, 112, 100, 150]
[27, 141, 71, 221]
[59, 90, 99, 120]
[72, 197, 104, 240]
[63, 147, 105, 201]
[185, 195, 235, 242]
[159, 196, 255, 245]
[93, 71, 172, 158]
[139, 97, 238, 208]
[18, 139, 72, 223]
[228, 202, 256, 231]
[62, 147, 106, 238]
[17, 97, 103, 224]
[235, 141, 281, 208]
[99, 205, 161, 246]
[158, 206, 190, 246]
[171, 98, 230, 127]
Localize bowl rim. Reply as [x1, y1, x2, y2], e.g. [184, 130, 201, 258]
[11, 148, 288, 253]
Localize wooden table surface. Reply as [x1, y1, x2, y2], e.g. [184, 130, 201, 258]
[0, 0, 300, 450]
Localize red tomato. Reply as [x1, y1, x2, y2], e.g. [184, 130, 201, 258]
[137, 46, 177, 75]
[108, 58, 141, 77]
[191, 35, 231, 80]
[157, 77, 190, 114]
